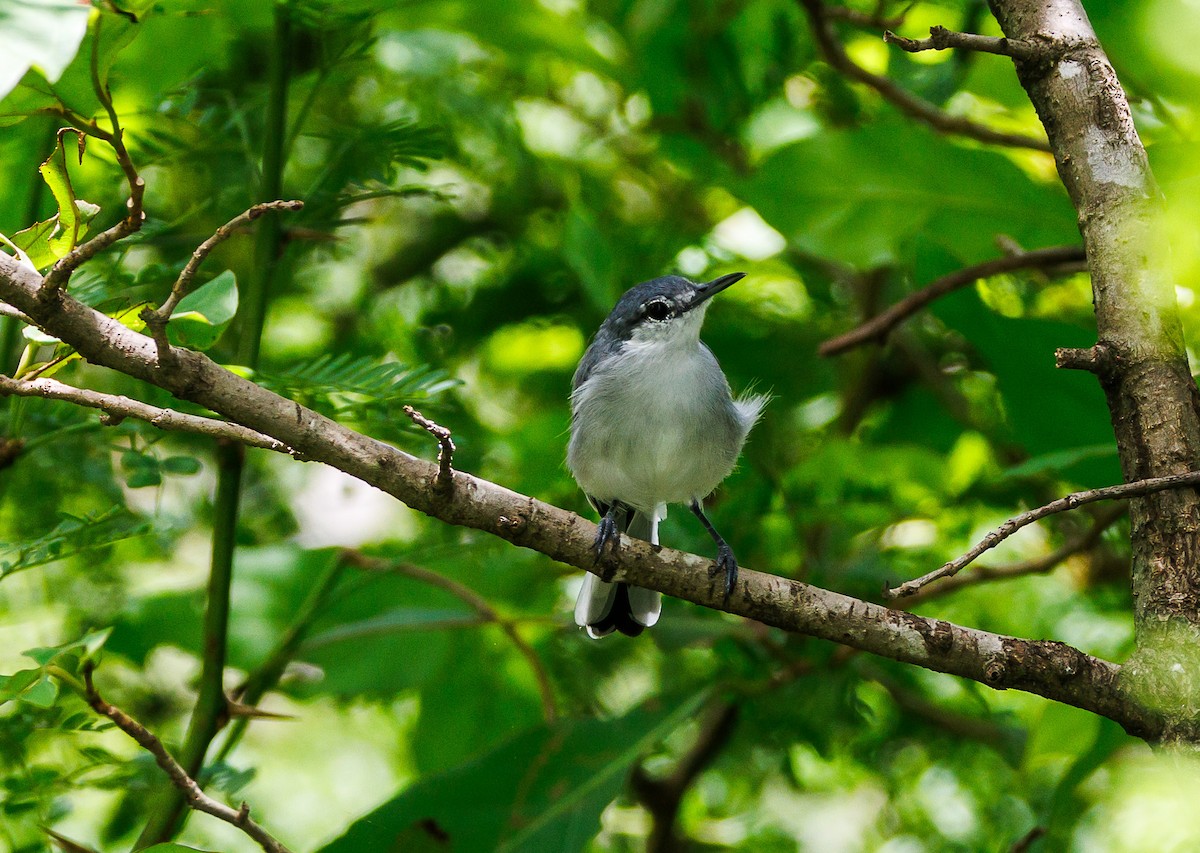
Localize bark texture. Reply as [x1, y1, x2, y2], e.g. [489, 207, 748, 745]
[991, 0, 1200, 738]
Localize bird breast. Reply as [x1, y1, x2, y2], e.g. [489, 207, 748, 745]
[568, 339, 748, 511]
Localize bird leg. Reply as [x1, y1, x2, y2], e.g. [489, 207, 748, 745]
[690, 500, 737, 606]
[593, 501, 629, 581]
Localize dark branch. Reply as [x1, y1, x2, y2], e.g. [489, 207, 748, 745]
[820, 245, 1087, 356]
[887, 474, 1200, 599]
[884, 25, 1037, 60]
[797, 0, 1052, 152]
[79, 664, 294, 853]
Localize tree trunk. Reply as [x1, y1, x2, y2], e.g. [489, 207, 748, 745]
[991, 0, 1200, 740]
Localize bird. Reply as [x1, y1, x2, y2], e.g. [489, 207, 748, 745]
[567, 272, 766, 638]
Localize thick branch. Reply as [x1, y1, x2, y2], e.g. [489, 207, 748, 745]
[819, 245, 1087, 356]
[988, 2, 1200, 712]
[0, 375, 294, 453]
[888, 472, 1200, 599]
[81, 666, 293, 853]
[884, 25, 1037, 60]
[798, 0, 1051, 152]
[0, 253, 1164, 738]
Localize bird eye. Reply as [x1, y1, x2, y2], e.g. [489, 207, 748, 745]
[645, 300, 671, 321]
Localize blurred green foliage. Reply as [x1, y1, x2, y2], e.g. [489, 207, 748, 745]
[0, 0, 1198, 851]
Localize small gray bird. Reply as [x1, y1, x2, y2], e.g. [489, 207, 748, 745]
[568, 272, 766, 638]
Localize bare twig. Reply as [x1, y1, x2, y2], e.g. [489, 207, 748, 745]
[886, 472, 1200, 599]
[404, 404, 455, 490]
[884, 25, 1037, 61]
[901, 504, 1126, 606]
[819, 245, 1087, 356]
[798, 0, 1052, 152]
[79, 664, 294, 853]
[0, 375, 295, 454]
[141, 200, 304, 352]
[342, 551, 559, 723]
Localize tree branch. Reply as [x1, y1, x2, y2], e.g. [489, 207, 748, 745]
[80, 665, 294, 853]
[884, 25, 1037, 61]
[0, 375, 295, 453]
[797, 0, 1052, 152]
[887, 474, 1200, 599]
[0, 252, 1167, 739]
[819, 245, 1087, 356]
[403, 404, 455, 492]
[901, 504, 1126, 606]
[141, 200, 304, 352]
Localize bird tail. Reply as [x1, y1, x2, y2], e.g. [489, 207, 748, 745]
[575, 508, 663, 638]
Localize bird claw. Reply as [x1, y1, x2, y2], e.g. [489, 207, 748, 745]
[593, 514, 621, 581]
[708, 543, 738, 606]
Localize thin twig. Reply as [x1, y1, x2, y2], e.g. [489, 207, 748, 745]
[403, 404, 455, 490]
[798, 0, 1052, 152]
[819, 245, 1087, 356]
[884, 25, 1037, 61]
[887, 471, 1200, 599]
[141, 200, 304, 352]
[343, 551, 559, 723]
[901, 504, 1126, 606]
[78, 664, 294, 853]
[0, 375, 296, 454]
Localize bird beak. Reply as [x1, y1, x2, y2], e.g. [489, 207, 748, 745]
[683, 272, 746, 313]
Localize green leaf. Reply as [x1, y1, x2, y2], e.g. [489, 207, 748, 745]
[0, 669, 42, 703]
[319, 692, 707, 853]
[0, 0, 91, 102]
[168, 270, 239, 350]
[139, 845, 220, 853]
[22, 676, 57, 708]
[39, 129, 87, 258]
[161, 455, 202, 475]
[9, 217, 58, 270]
[0, 509, 148, 578]
[0, 7, 138, 126]
[24, 627, 112, 666]
[738, 119, 1078, 267]
[999, 444, 1119, 482]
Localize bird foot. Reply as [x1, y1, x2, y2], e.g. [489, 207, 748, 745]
[593, 514, 622, 581]
[708, 543, 738, 607]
